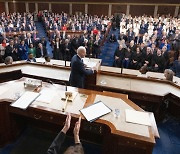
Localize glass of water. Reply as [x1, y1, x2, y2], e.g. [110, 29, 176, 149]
[114, 109, 120, 118]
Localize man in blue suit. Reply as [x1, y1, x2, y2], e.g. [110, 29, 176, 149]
[69, 46, 94, 88]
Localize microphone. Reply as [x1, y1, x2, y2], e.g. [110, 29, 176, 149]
[46, 79, 67, 91]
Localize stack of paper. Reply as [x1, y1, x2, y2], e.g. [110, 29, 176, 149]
[125, 109, 151, 126]
[11, 91, 40, 110]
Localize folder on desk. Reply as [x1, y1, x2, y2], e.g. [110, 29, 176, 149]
[11, 91, 40, 110]
[125, 109, 151, 126]
[80, 101, 112, 122]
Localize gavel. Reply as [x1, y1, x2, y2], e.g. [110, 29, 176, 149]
[62, 91, 72, 112]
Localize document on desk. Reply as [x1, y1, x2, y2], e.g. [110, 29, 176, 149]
[82, 58, 96, 68]
[11, 91, 40, 110]
[125, 109, 151, 126]
[0, 86, 9, 96]
[36, 89, 56, 104]
[80, 101, 112, 122]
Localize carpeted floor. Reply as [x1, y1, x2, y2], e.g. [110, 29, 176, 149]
[0, 126, 102, 154]
[0, 115, 179, 154]
[35, 22, 53, 58]
[99, 28, 119, 66]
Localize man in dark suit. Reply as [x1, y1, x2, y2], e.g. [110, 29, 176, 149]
[36, 43, 47, 58]
[69, 46, 94, 88]
[4, 40, 19, 61]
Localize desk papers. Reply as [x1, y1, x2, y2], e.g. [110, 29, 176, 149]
[80, 101, 112, 122]
[125, 109, 151, 126]
[0, 86, 9, 96]
[36, 89, 56, 104]
[11, 91, 40, 109]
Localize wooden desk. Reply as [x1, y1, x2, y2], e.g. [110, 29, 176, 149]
[0, 77, 156, 154]
[0, 62, 180, 119]
[96, 66, 180, 119]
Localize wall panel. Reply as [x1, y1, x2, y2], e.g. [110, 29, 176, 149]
[29, 3, 35, 13]
[158, 6, 175, 16]
[112, 5, 127, 15]
[0, 2, 5, 13]
[72, 4, 85, 14]
[8, 2, 15, 13]
[38, 3, 49, 11]
[8, 0, 180, 4]
[51, 3, 69, 14]
[130, 5, 155, 16]
[16, 2, 26, 13]
[88, 4, 108, 16]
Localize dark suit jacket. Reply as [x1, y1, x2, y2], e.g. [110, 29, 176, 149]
[47, 131, 66, 154]
[36, 46, 47, 58]
[4, 45, 19, 61]
[69, 55, 93, 88]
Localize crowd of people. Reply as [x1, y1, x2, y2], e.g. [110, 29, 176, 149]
[0, 12, 49, 63]
[0, 11, 179, 78]
[41, 11, 111, 59]
[113, 14, 180, 77]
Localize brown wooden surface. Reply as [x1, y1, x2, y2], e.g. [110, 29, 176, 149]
[3, 0, 180, 4]
[0, 79, 155, 153]
[29, 3, 35, 13]
[130, 5, 155, 16]
[72, 4, 85, 14]
[0, 2, 5, 13]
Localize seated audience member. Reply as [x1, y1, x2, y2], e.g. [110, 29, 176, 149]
[114, 44, 125, 67]
[109, 33, 117, 43]
[142, 47, 152, 67]
[28, 43, 36, 57]
[139, 65, 148, 75]
[44, 56, 51, 64]
[36, 43, 47, 58]
[4, 56, 13, 65]
[171, 56, 180, 78]
[122, 47, 131, 68]
[47, 114, 84, 154]
[130, 46, 142, 70]
[149, 49, 166, 73]
[27, 53, 36, 62]
[164, 69, 174, 81]
[4, 40, 19, 61]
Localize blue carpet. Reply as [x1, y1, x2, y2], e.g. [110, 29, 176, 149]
[99, 29, 119, 66]
[35, 22, 53, 58]
[153, 116, 180, 154]
[0, 116, 179, 154]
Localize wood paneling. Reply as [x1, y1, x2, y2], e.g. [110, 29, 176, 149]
[38, 3, 49, 11]
[16, 2, 26, 13]
[0, 2, 5, 13]
[29, 3, 35, 13]
[72, 4, 85, 14]
[8, 2, 15, 13]
[51, 3, 69, 14]
[130, 5, 155, 17]
[6, 0, 180, 4]
[88, 4, 109, 16]
[112, 5, 127, 15]
[158, 6, 175, 16]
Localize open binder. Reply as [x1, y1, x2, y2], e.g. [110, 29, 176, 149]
[80, 101, 112, 122]
[11, 91, 40, 110]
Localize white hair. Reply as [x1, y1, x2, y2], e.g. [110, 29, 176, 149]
[77, 46, 86, 54]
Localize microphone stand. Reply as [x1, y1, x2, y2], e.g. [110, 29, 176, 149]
[46, 79, 67, 91]
[121, 62, 123, 74]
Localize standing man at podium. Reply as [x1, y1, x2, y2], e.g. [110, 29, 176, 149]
[69, 46, 94, 88]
